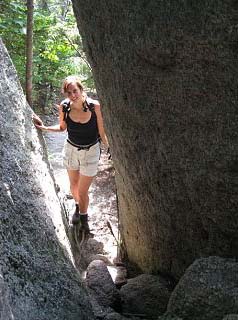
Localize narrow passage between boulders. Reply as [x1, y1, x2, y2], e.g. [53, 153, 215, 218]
[42, 114, 123, 279]
[41, 115, 172, 320]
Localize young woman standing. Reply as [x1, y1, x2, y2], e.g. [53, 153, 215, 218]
[33, 76, 108, 232]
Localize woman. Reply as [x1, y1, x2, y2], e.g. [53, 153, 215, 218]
[33, 76, 108, 232]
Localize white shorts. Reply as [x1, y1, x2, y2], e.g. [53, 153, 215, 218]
[62, 141, 100, 176]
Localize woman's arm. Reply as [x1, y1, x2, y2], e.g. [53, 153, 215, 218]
[94, 103, 109, 147]
[32, 105, 67, 132]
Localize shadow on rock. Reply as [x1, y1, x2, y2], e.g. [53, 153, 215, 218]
[68, 224, 106, 271]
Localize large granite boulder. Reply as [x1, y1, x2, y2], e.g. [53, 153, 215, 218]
[120, 273, 172, 319]
[0, 39, 95, 319]
[0, 270, 14, 320]
[85, 260, 121, 311]
[167, 256, 238, 320]
[158, 315, 183, 320]
[72, 0, 238, 279]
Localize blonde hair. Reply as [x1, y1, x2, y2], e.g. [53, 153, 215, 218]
[61, 75, 84, 95]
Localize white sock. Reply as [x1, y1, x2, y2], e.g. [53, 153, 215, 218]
[80, 212, 87, 216]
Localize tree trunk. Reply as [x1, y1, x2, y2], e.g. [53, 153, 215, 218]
[72, 1, 238, 279]
[25, 0, 34, 107]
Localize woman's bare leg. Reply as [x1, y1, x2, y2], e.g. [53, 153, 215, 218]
[68, 170, 94, 228]
[67, 169, 80, 202]
[76, 174, 94, 230]
[78, 174, 94, 213]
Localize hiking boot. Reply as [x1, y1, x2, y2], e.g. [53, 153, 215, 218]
[71, 205, 80, 225]
[79, 214, 90, 233]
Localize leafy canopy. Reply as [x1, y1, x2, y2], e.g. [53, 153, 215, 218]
[0, 0, 94, 108]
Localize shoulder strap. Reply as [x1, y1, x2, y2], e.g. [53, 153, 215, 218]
[88, 102, 95, 112]
[83, 98, 95, 112]
[62, 100, 71, 121]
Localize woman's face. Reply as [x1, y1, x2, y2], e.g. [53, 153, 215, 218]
[66, 82, 83, 102]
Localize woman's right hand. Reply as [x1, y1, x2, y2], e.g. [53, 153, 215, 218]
[32, 114, 42, 125]
[32, 114, 48, 131]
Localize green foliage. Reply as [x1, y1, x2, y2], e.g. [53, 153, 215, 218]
[0, 0, 27, 80]
[0, 0, 94, 110]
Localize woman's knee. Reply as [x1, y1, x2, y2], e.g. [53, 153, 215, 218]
[70, 180, 79, 190]
[78, 190, 89, 200]
[67, 170, 80, 189]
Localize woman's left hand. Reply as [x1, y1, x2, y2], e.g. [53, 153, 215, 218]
[32, 114, 43, 126]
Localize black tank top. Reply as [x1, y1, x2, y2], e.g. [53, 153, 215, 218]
[65, 103, 100, 146]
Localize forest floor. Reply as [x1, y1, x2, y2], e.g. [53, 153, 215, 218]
[42, 115, 120, 269]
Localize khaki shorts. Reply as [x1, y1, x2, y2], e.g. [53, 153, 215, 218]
[62, 141, 100, 176]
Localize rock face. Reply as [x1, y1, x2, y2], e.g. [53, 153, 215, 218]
[85, 260, 121, 312]
[120, 273, 172, 319]
[0, 39, 95, 319]
[158, 315, 182, 320]
[167, 256, 238, 320]
[0, 270, 14, 320]
[72, 1, 238, 279]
